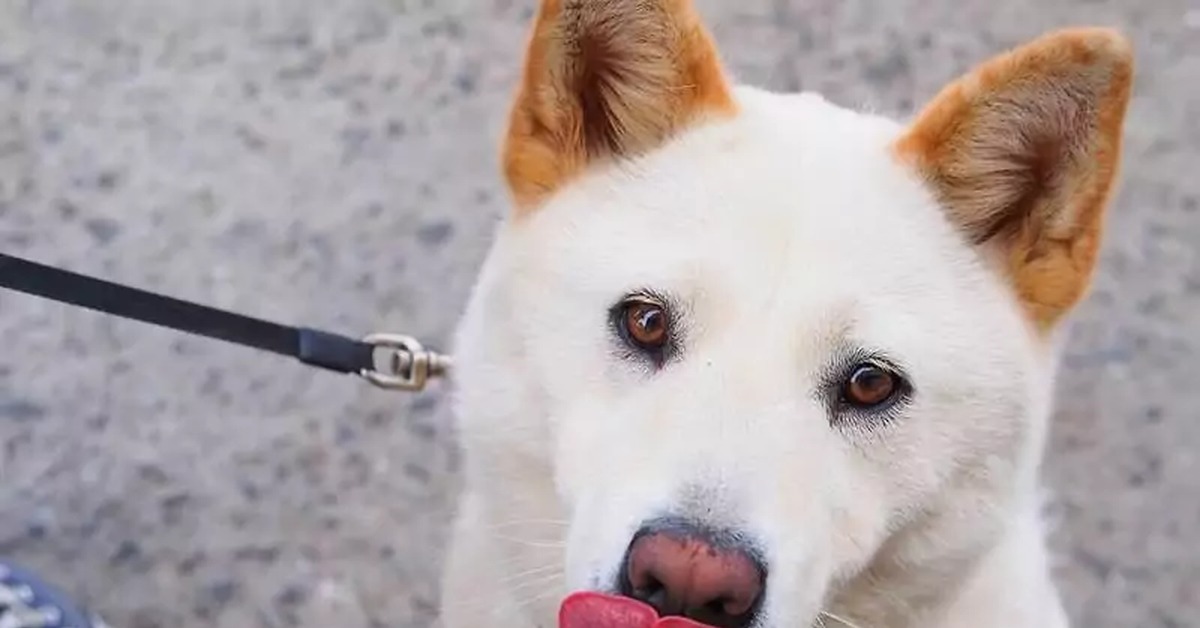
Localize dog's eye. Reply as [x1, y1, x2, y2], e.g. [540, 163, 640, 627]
[841, 363, 903, 409]
[619, 299, 669, 351]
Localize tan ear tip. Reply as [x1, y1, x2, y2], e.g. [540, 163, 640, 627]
[1079, 27, 1134, 62]
[1041, 26, 1135, 68]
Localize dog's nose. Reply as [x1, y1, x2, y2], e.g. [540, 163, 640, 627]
[618, 521, 765, 628]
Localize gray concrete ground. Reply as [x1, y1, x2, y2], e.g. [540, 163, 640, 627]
[0, 0, 1196, 626]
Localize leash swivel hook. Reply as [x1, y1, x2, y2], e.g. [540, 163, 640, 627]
[360, 333, 452, 392]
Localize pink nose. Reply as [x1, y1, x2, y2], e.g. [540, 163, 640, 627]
[621, 525, 765, 628]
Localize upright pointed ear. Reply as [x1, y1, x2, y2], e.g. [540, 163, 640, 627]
[894, 28, 1134, 330]
[503, 0, 736, 212]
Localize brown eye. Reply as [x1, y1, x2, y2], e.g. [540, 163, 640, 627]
[842, 363, 901, 408]
[620, 299, 669, 351]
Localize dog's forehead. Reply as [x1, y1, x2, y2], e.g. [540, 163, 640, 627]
[520, 88, 966, 304]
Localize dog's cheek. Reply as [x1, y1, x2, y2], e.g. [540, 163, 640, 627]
[552, 406, 611, 503]
[745, 525, 836, 628]
[802, 449, 896, 588]
[560, 491, 639, 592]
[830, 465, 896, 571]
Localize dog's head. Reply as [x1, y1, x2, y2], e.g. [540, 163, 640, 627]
[452, 1, 1132, 626]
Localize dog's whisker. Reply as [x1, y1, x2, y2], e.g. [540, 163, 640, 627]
[481, 519, 570, 531]
[473, 586, 565, 623]
[483, 531, 568, 546]
[488, 532, 568, 548]
[481, 575, 564, 608]
[485, 552, 567, 572]
[495, 563, 566, 586]
[455, 572, 565, 610]
[820, 610, 867, 628]
[510, 586, 569, 612]
[504, 571, 565, 591]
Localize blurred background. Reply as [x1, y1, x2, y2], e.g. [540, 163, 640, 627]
[0, 0, 1196, 626]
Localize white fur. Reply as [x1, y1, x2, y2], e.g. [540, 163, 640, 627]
[440, 86, 1072, 628]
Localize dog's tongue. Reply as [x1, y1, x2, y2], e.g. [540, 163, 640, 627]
[559, 592, 711, 628]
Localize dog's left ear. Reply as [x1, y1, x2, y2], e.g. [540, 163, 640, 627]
[895, 28, 1134, 330]
[502, 0, 735, 213]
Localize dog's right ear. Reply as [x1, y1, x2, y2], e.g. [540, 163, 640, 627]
[894, 28, 1134, 330]
[502, 0, 736, 213]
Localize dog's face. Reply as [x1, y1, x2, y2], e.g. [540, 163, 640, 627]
[452, 2, 1132, 626]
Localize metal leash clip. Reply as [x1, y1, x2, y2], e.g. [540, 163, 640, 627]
[360, 333, 452, 392]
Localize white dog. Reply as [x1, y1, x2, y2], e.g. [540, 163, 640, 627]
[439, 1, 1133, 627]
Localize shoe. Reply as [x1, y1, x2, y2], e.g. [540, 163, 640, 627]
[0, 560, 111, 628]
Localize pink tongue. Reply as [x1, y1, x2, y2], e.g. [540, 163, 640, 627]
[559, 592, 711, 628]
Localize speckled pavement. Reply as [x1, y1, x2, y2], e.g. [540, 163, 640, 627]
[0, 1, 1196, 627]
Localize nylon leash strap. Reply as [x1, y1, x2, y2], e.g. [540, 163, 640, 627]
[0, 252, 449, 391]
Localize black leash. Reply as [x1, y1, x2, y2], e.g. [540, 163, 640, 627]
[0, 252, 449, 391]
